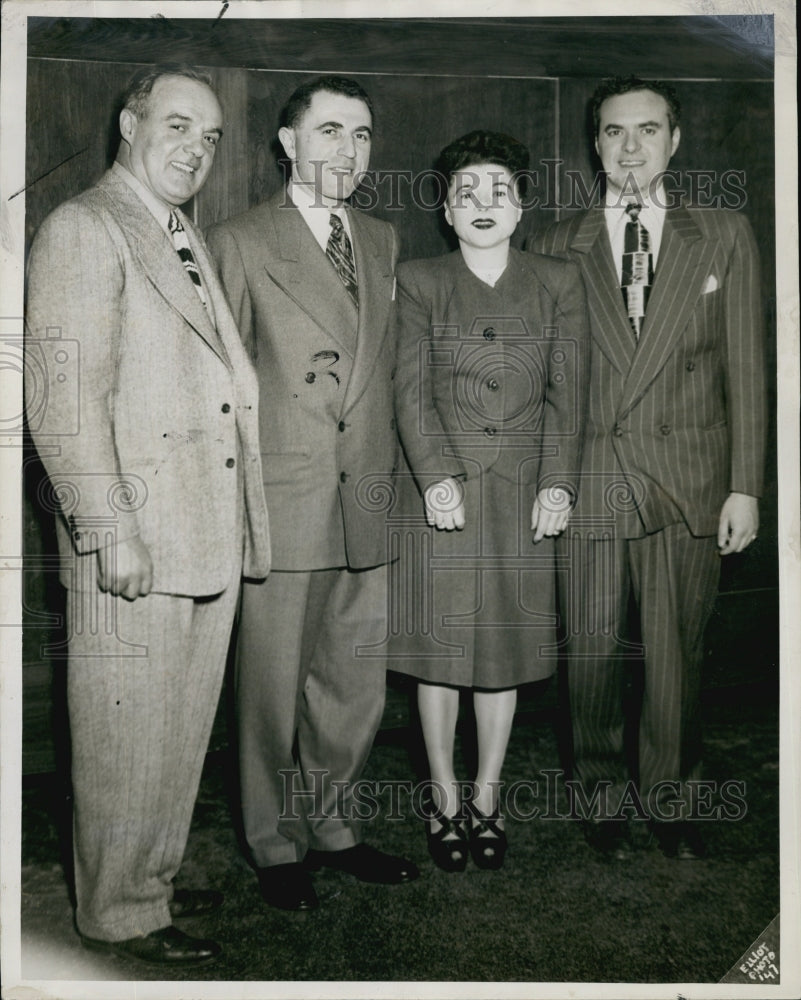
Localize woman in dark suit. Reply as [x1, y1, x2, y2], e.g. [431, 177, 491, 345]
[393, 131, 588, 870]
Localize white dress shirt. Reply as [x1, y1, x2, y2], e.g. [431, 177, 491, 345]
[288, 181, 357, 279]
[604, 185, 667, 284]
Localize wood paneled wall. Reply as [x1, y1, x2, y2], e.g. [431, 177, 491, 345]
[22, 56, 777, 773]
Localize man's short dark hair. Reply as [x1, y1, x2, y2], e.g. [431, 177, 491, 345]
[280, 76, 374, 130]
[121, 64, 215, 119]
[435, 129, 530, 203]
[591, 76, 681, 135]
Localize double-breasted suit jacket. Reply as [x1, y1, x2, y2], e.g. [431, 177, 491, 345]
[206, 190, 400, 866]
[207, 190, 400, 570]
[531, 201, 766, 812]
[391, 248, 588, 689]
[533, 204, 765, 539]
[25, 167, 270, 941]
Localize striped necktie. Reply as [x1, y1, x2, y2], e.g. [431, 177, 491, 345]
[326, 213, 359, 309]
[168, 210, 206, 307]
[621, 203, 653, 339]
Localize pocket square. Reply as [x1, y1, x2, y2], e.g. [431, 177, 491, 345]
[702, 274, 719, 294]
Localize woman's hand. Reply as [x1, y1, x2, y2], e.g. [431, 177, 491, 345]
[531, 486, 572, 542]
[424, 477, 466, 531]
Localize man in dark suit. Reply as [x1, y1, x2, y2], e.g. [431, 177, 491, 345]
[531, 76, 765, 859]
[207, 76, 418, 910]
[25, 65, 270, 965]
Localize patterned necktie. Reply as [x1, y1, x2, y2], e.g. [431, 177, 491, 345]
[621, 203, 653, 339]
[168, 210, 206, 307]
[326, 213, 359, 309]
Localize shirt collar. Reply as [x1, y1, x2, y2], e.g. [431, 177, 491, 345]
[288, 180, 345, 217]
[604, 183, 667, 218]
[112, 161, 175, 234]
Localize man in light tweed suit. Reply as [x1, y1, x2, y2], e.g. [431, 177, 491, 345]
[25, 65, 270, 966]
[531, 76, 765, 860]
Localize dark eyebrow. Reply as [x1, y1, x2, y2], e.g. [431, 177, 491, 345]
[604, 119, 663, 131]
[315, 120, 372, 137]
[165, 112, 222, 137]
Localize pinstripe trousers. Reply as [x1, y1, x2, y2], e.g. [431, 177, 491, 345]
[66, 567, 240, 941]
[560, 522, 720, 820]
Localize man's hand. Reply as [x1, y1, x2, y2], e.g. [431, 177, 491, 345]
[424, 477, 466, 531]
[717, 492, 759, 555]
[97, 536, 154, 600]
[531, 486, 572, 543]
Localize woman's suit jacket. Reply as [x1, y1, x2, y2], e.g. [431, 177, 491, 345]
[393, 248, 588, 503]
[25, 169, 271, 595]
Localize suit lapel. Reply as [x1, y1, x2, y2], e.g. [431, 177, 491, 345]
[99, 173, 226, 363]
[264, 195, 359, 358]
[571, 209, 636, 375]
[617, 206, 708, 419]
[340, 209, 394, 416]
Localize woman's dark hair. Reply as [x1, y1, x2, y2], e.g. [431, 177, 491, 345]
[435, 130, 530, 203]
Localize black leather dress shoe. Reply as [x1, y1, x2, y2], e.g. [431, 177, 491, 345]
[582, 819, 633, 861]
[305, 844, 420, 884]
[169, 887, 224, 918]
[81, 925, 221, 967]
[653, 821, 706, 860]
[257, 862, 319, 911]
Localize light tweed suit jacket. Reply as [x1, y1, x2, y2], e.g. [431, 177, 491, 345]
[531, 203, 766, 538]
[25, 169, 271, 595]
[207, 190, 400, 570]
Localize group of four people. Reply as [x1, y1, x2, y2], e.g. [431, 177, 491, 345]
[25, 65, 764, 968]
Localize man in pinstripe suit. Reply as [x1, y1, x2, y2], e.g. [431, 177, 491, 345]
[531, 76, 765, 859]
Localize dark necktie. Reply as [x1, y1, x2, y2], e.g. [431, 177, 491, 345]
[326, 213, 359, 309]
[621, 203, 653, 339]
[168, 210, 206, 307]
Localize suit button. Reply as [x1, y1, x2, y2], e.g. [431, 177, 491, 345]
[221, 403, 231, 413]
[305, 372, 316, 383]
[340, 471, 349, 483]
[483, 427, 497, 437]
[73, 531, 81, 542]
[487, 378, 499, 391]
[686, 361, 696, 372]
[660, 425, 671, 435]
[613, 424, 624, 437]
[338, 420, 347, 432]
[390, 418, 396, 430]
[226, 458, 236, 468]
[483, 327, 496, 341]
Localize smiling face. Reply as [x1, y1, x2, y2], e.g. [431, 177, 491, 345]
[119, 74, 223, 206]
[444, 163, 523, 252]
[595, 88, 680, 198]
[278, 90, 372, 204]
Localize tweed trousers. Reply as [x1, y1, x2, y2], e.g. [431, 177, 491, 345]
[67, 561, 241, 941]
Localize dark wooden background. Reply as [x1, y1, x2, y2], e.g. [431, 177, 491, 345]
[22, 15, 777, 773]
